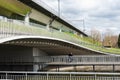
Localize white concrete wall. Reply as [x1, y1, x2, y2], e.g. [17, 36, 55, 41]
[33, 48, 47, 56]
[30, 9, 75, 33]
[33, 48, 48, 71]
[30, 9, 50, 24]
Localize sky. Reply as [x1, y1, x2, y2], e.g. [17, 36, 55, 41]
[35, 0, 120, 35]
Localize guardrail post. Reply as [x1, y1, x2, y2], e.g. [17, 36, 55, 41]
[47, 73, 48, 80]
[6, 73, 7, 80]
[25, 73, 27, 80]
[113, 64, 115, 72]
[94, 74, 96, 80]
[70, 73, 71, 80]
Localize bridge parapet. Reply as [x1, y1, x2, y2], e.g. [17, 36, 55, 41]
[0, 18, 120, 55]
[1, 55, 120, 65]
[0, 18, 99, 48]
[37, 55, 120, 64]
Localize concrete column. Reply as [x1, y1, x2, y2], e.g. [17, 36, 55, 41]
[4, 17, 7, 22]
[81, 34, 83, 38]
[24, 12, 31, 25]
[74, 31, 77, 35]
[33, 48, 47, 71]
[59, 29, 62, 32]
[46, 24, 50, 30]
[33, 65, 39, 72]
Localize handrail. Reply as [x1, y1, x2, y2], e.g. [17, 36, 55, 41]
[0, 18, 100, 48]
[0, 71, 120, 75]
[35, 55, 120, 63]
[1, 55, 120, 63]
[0, 18, 120, 54]
[0, 71, 120, 80]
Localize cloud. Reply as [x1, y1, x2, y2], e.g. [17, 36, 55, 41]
[38, 0, 120, 35]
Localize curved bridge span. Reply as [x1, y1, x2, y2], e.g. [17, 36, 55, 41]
[0, 35, 104, 55]
[0, 19, 108, 55]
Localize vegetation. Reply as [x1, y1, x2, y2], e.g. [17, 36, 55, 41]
[118, 34, 120, 48]
[0, 0, 31, 16]
[0, 20, 120, 55]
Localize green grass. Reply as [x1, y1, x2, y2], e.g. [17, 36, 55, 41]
[0, 20, 120, 55]
[0, 0, 31, 15]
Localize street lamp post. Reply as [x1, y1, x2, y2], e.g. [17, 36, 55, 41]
[82, 19, 85, 32]
[58, 0, 60, 17]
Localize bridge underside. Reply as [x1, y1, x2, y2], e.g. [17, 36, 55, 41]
[0, 37, 104, 71]
[1, 38, 102, 55]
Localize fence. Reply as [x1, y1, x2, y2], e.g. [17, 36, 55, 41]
[0, 71, 120, 80]
[1, 55, 120, 64]
[0, 18, 101, 48]
[35, 55, 120, 64]
[0, 18, 119, 54]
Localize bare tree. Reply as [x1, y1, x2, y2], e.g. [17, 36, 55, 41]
[103, 29, 118, 48]
[90, 28, 101, 44]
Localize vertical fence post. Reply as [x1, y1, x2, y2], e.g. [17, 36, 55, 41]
[25, 73, 27, 80]
[47, 73, 48, 80]
[6, 73, 7, 80]
[94, 74, 96, 80]
[70, 73, 71, 80]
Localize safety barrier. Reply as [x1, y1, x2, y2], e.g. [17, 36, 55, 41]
[36, 55, 120, 64]
[1, 55, 120, 64]
[0, 71, 120, 80]
[0, 18, 120, 54]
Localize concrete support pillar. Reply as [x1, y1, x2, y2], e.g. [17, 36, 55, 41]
[59, 29, 62, 32]
[4, 17, 7, 22]
[33, 48, 47, 71]
[33, 65, 39, 72]
[74, 31, 77, 35]
[46, 24, 50, 30]
[81, 34, 83, 38]
[24, 12, 31, 25]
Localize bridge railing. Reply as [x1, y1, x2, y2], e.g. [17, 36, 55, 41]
[1, 18, 120, 54]
[0, 71, 120, 80]
[1, 55, 120, 64]
[35, 55, 120, 64]
[0, 18, 100, 48]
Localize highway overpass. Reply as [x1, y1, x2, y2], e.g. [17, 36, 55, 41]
[0, 0, 119, 72]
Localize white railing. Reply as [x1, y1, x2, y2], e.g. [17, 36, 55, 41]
[35, 55, 120, 64]
[1, 55, 120, 64]
[0, 18, 100, 48]
[1, 18, 120, 54]
[0, 71, 120, 80]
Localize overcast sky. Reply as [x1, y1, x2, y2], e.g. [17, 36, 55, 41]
[36, 0, 120, 35]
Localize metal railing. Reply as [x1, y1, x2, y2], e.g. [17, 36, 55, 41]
[0, 18, 100, 47]
[0, 18, 120, 54]
[0, 71, 120, 80]
[36, 55, 120, 64]
[1, 55, 120, 64]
